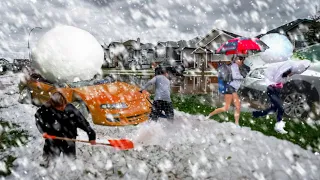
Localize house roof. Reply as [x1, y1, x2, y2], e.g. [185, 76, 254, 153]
[108, 41, 122, 46]
[123, 39, 138, 46]
[107, 42, 125, 49]
[157, 41, 179, 47]
[175, 46, 196, 52]
[256, 19, 313, 38]
[141, 43, 155, 50]
[0, 58, 9, 64]
[101, 44, 109, 49]
[177, 39, 198, 48]
[191, 47, 213, 54]
[197, 29, 241, 48]
[220, 30, 241, 38]
[190, 36, 202, 42]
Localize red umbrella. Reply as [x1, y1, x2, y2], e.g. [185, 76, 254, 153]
[215, 37, 269, 55]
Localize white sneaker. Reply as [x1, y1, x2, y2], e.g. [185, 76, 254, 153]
[274, 121, 288, 134]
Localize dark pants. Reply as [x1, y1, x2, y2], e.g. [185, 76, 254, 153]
[252, 85, 284, 122]
[150, 100, 174, 121]
[43, 139, 76, 160]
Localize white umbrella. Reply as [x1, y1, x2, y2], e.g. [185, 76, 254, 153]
[265, 61, 292, 84]
[264, 60, 311, 85]
[291, 60, 311, 74]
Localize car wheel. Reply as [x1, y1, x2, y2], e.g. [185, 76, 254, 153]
[282, 83, 314, 119]
[283, 92, 310, 118]
[18, 88, 32, 104]
[72, 100, 90, 119]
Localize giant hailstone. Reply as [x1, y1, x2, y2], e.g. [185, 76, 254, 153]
[260, 33, 294, 63]
[31, 25, 104, 83]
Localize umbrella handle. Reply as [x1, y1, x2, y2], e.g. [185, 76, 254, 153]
[43, 134, 134, 150]
[43, 134, 92, 143]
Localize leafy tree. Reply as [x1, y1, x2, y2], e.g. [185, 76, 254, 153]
[304, 6, 320, 45]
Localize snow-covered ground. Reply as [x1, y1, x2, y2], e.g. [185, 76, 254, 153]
[1, 73, 320, 180]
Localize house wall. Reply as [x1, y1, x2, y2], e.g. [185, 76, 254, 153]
[155, 45, 166, 58]
[166, 47, 180, 61]
[207, 61, 231, 70]
[193, 53, 211, 69]
[122, 44, 142, 68]
[180, 48, 195, 68]
[109, 43, 128, 68]
[141, 49, 155, 65]
[155, 45, 179, 62]
[102, 49, 112, 68]
[191, 34, 234, 68]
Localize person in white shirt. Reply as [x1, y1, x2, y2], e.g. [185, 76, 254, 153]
[252, 60, 310, 134]
[208, 55, 246, 126]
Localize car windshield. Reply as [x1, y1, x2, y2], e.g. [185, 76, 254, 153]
[296, 44, 320, 62]
[30, 73, 53, 84]
[249, 68, 265, 79]
[68, 76, 115, 88]
[308, 62, 320, 72]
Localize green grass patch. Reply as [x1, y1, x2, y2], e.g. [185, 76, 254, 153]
[170, 94, 320, 152]
[0, 156, 17, 176]
[0, 120, 29, 177]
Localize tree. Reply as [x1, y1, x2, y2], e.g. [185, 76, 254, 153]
[304, 6, 320, 45]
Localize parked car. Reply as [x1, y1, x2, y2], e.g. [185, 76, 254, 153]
[155, 60, 185, 76]
[18, 73, 152, 126]
[6, 63, 19, 72]
[239, 62, 320, 118]
[295, 43, 320, 62]
[13, 59, 31, 72]
[0, 58, 10, 75]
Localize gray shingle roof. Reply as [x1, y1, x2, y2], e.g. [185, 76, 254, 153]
[220, 30, 241, 38]
[256, 19, 312, 38]
[157, 41, 179, 47]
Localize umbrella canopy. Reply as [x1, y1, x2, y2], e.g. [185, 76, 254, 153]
[215, 37, 269, 55]
[265, 60, 311, 85]
[291, 60, 311, 74]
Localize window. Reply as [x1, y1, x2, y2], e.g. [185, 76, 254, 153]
[296, 35, 303, 41]
[156, 47, 166, 58]
[249, 69, 265, 79]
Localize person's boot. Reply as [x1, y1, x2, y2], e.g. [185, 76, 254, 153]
[274, 121, 288, 134]
[40, 156, 50, 168]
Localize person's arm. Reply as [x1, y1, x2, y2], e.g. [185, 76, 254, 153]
[274, 61, 292, 83]
[35, 107, 47, 135]
[68, 104, 96, 144]
[140, 76, 157, 91]
[231, 64, 244, 80]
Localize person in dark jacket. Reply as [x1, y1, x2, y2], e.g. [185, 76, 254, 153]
[252, 60, 310, 134]
[35, 92, 96, 167]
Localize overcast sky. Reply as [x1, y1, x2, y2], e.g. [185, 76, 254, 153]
[0, 0, 318, 60]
